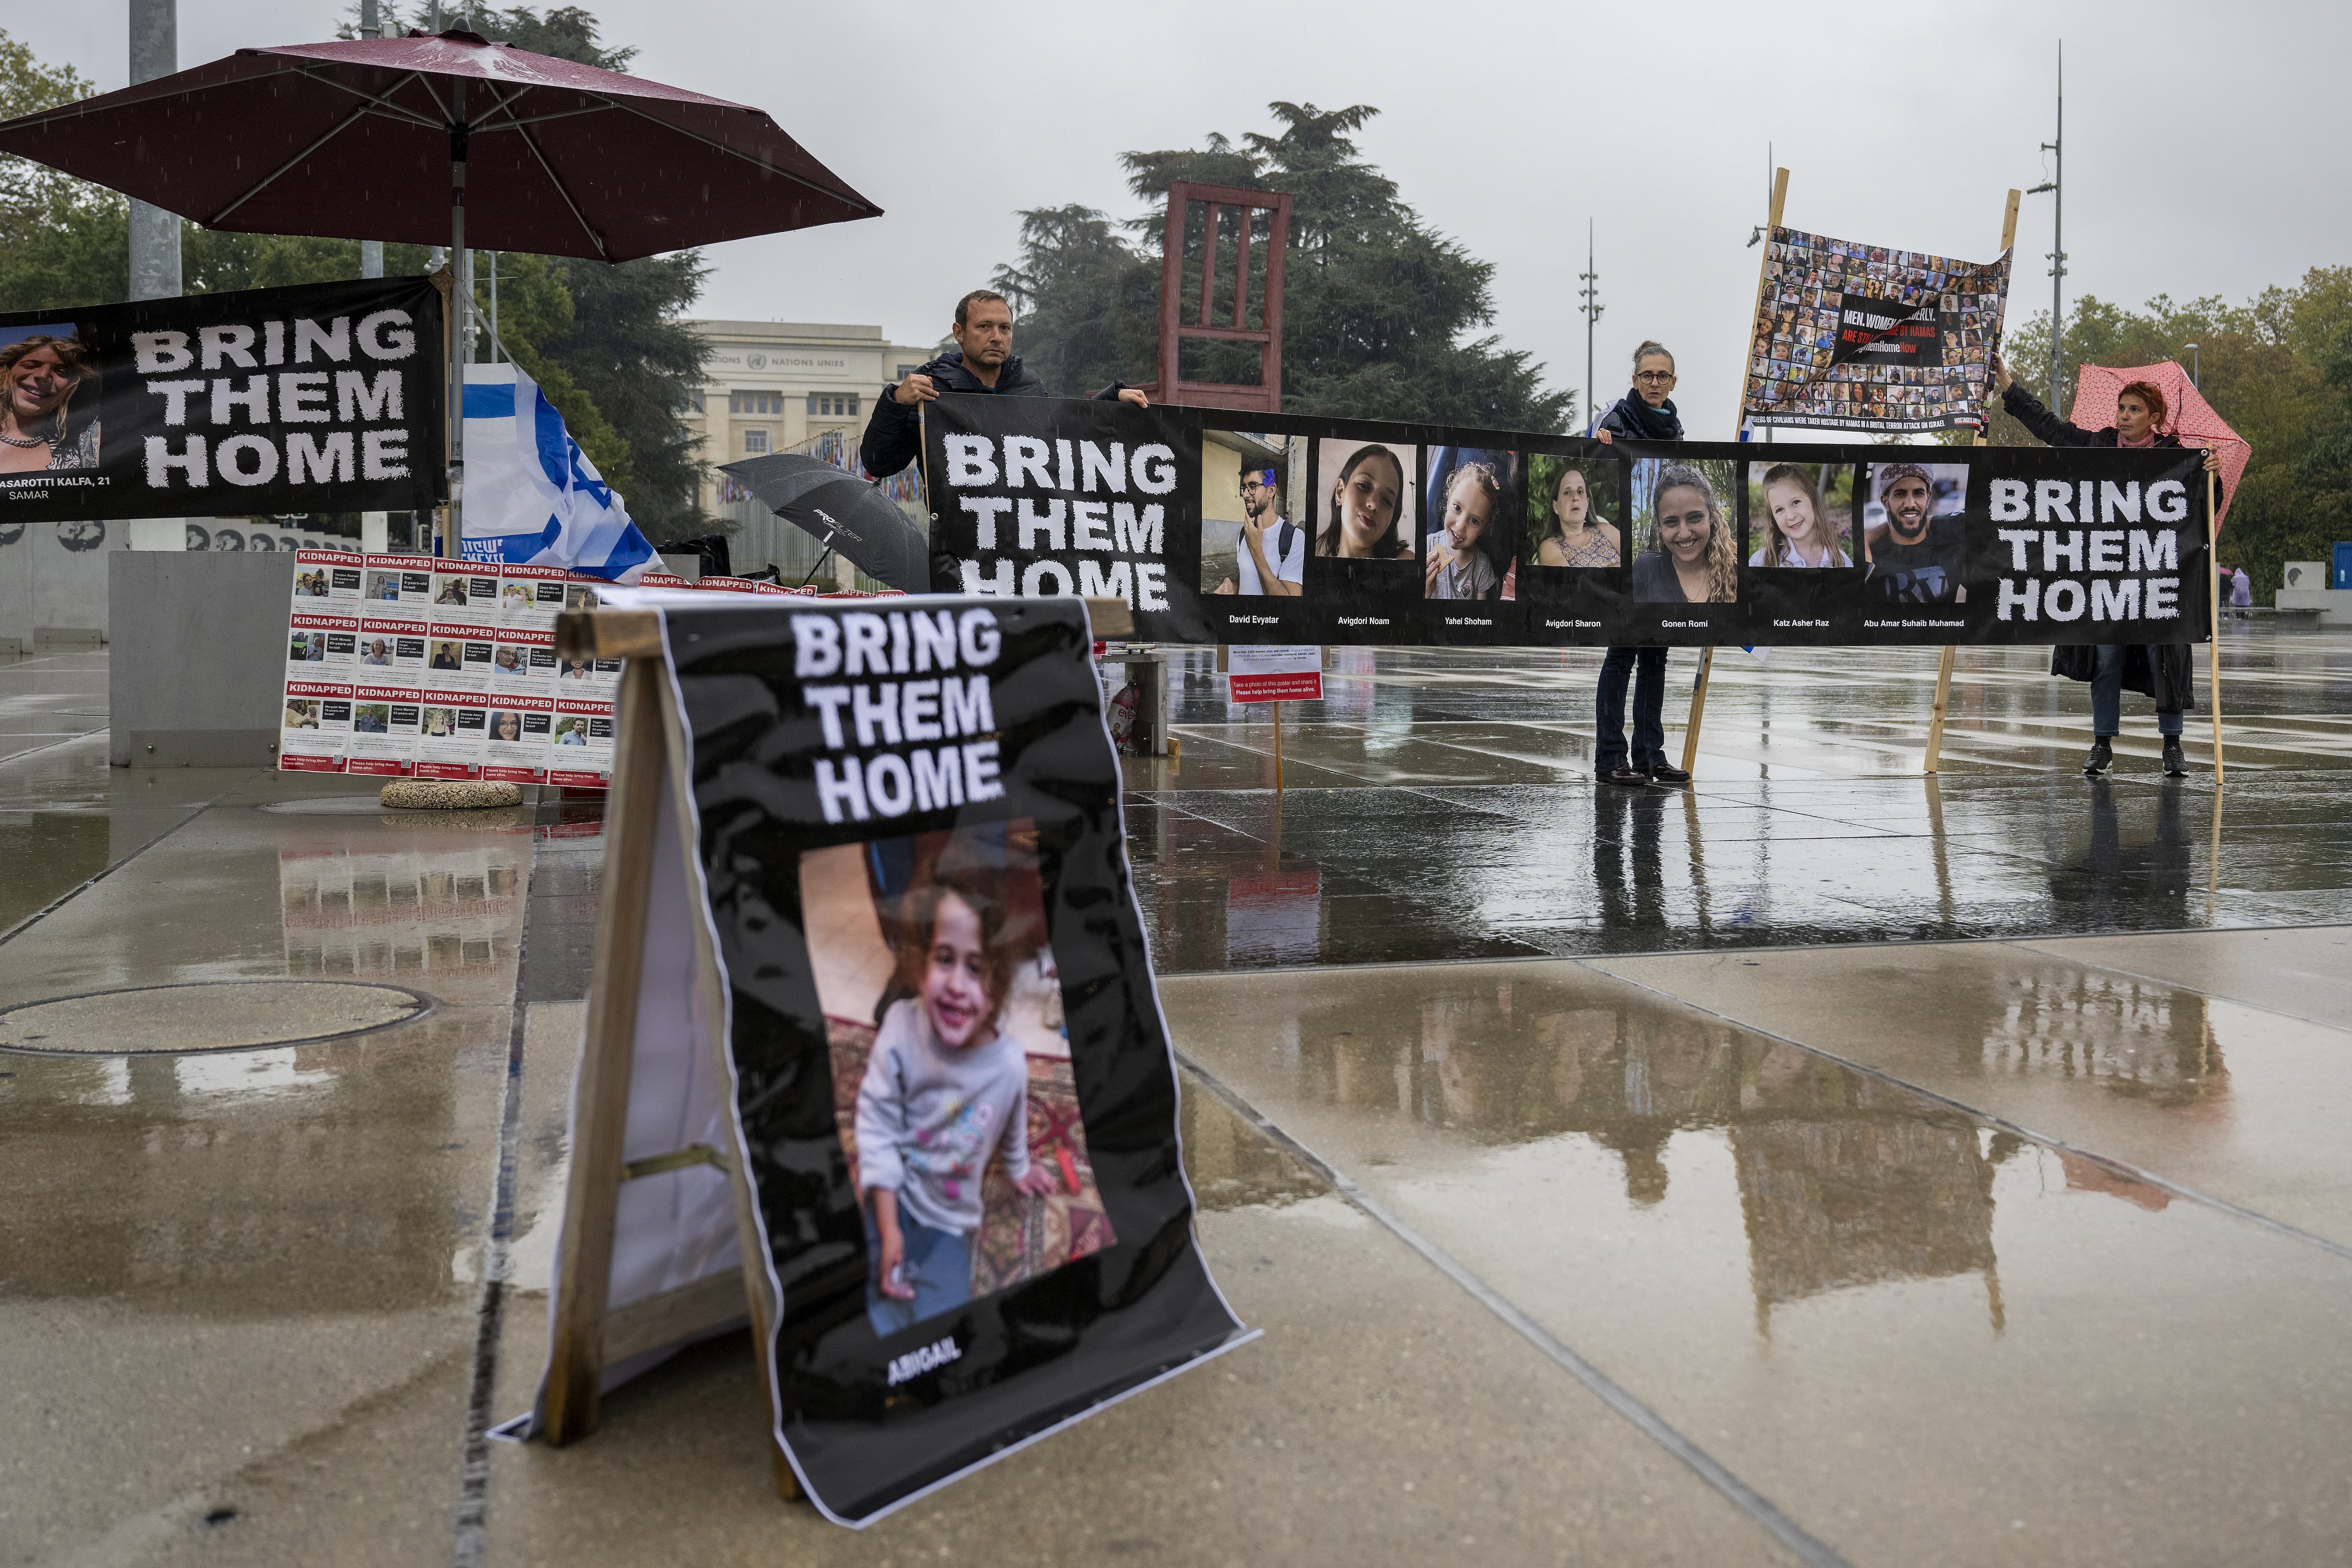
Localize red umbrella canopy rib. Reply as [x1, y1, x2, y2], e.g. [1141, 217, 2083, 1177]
[0, 30, 881, 263]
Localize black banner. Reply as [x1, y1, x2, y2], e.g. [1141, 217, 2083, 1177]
[661, 594, 1250, 1524]
[923, 398, 2213, 649]
[0, 277, 445, 520]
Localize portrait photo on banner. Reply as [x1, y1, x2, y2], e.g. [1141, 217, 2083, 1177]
[1422, 446, 1520, 601]
[1526, 453, 1625, 570]
[0, 320, 101, 475]
[1313, 437, 1416, 561]
[1200, 427, 1306, 598]
[800, 817, 1117, 1341]
[1859, 460, 1969, 605]
[1745, 462, 1855, 569]
[1630, 457, 1740, 604]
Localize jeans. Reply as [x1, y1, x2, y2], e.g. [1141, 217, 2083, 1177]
[1596, 646, 1668, 773]
[864, 1210, 974, 1337]
[2091, 644, 2183, 740]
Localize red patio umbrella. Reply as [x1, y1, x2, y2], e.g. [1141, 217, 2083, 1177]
[0, 29, 883, 549]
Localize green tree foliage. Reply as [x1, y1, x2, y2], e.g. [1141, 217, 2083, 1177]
[0, 16, 707, 529]
[993, 102, 1573, 432]
[1989, 271, 2352, 598]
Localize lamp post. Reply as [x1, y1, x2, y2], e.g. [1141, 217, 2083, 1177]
[2183, 342, 2200, 388]
[2025, 43, 2066, 412]
[1577, 221, 1602, 435]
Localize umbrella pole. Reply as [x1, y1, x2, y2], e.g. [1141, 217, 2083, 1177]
[443, 85, 469, 559]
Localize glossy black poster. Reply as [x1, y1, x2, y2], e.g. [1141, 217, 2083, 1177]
[0, 276, 446, 521]
[926, 398, 2213, 648]
[660, 594, 1251, 1525]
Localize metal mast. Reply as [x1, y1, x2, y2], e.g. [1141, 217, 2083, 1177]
[1577, 220, 1602, 433]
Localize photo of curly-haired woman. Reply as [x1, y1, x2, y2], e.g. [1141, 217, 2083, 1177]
[0, 328, 100, 475]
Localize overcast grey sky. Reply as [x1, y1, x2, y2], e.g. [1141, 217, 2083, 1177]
[22, 1, 2350, 434]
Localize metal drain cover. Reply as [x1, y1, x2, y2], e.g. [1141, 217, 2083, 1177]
[0, 981, 429, 1055]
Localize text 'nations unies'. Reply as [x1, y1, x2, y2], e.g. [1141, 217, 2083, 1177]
[942, 434, 1178, 611]
[794, 607, 1005, 825]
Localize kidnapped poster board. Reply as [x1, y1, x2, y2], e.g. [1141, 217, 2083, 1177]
[520, 591, 1252, 1527]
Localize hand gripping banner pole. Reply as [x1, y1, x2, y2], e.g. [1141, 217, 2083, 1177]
[1925, 187, 2023, 776]
[1685, 166, 1790, 775]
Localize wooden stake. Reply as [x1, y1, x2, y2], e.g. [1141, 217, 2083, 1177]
[1680, 648, 1713, 774]
[2208, 466, 2225, 787]
[1271, 700, 1283, 790]
[1683, 166, 1790, 775]
[1923, 645, 1959, 774]
[1923, 190, 2021, 777]
[542, 653, 670, 1446]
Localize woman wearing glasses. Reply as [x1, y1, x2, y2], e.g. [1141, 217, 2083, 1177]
[1590, 342, 1690, 787]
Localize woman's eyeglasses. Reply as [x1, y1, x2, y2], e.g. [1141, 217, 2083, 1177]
[1635, 370, 1676, 385]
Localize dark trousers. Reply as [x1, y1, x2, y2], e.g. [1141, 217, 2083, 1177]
[1596, 645, 1668, 774]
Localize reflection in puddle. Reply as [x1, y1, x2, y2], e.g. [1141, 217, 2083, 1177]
[1982, 969, 2226, 1109]
[278, 836, 527, 979]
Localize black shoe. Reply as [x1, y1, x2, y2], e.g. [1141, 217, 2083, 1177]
[1600, 766, 1651, 787]
[2163, 739, 2189, 776]
[2083, 738, 2114, 776]
[1645, 763, 1692, 786]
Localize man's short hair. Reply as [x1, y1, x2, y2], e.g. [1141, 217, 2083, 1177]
[1244, 462, 1284, 491]
[1876, 462, 1932, 500]
[955, 289, 1011, 328]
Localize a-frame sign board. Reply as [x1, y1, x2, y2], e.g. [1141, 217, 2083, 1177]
[526, 592, 1253, 1527]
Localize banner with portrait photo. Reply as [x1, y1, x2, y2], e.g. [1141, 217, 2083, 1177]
[532, 590, 1252, 1526]
[0, 277, 444, 520]
[922, 398, 2210, 648]
[1741, 226, 2011, 435]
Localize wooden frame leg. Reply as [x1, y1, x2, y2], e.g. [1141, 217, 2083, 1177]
[2208, 470, 2226, 787]
[542, 656, 671, 1446]
[1680, 648, 1714, 774]
[1925, 645, 1958, 775]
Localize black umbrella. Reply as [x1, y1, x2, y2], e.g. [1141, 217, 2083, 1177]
[719, 454, 930, 593]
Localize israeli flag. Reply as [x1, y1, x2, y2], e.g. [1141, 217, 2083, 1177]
[459, 362, 655, 581]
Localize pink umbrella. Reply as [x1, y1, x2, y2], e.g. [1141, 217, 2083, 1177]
[0, 28, 882, 550]
[2068, 361, 2248, 533]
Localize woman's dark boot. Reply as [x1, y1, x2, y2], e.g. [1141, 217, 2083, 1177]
[2163, 739, 2189, 776]
[2084, 737, 2114, 776]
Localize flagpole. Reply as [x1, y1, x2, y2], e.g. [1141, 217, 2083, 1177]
[1684, 165, 1788, 776]
[1926, 186, 2022, 775]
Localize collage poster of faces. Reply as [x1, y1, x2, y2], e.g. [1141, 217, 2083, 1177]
[1742, 224, 2013, 435]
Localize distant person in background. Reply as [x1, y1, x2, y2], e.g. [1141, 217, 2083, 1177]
[859, 290, 1149, 478]
[1590, 341, 1690, 787]
[2230, 565, 2252, 621]
[1994, 353, 2224, 778]
[1211, 462, 1303, 596]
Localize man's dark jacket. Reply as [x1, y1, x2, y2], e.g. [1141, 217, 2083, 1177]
[858, 350, 1129, 479]
[2001, 382, 2219, 713]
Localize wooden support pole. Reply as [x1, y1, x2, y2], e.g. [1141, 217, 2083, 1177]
[2209, 466, 2226, 787]
[1680, 648, 1714, 774]
[1923, 644, 1959, 774]
[1923, 187, 2021, 777]
[1272, 700, 1283, 790]
[542, 653, 671, 1446]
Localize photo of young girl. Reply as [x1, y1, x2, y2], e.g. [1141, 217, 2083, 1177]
[1527, 453, 1622, 569]
[1745, 462, 1854, 568]
[1422, 446, 1518, 600]
[1313, 438, 1414, 559]
[801, 819, 1117, 1339]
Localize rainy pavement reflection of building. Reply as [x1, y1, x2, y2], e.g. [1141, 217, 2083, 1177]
[0, 826, 533, 1313]
[1279, 975, 2222, 1334]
